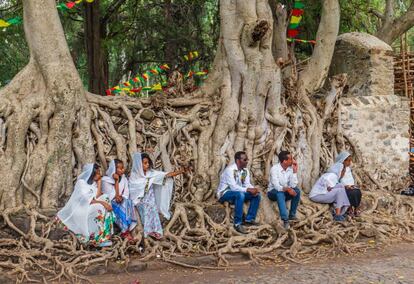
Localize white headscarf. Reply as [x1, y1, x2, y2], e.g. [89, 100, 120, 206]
[102, 160, 129, 200]
[57, 163, 97, 237]
[129, 152, 174, 219]
[327, 151, 351, 176]
[327, 151, 355, 186]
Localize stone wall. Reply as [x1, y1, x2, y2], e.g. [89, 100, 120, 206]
[330, 32, 409, 187]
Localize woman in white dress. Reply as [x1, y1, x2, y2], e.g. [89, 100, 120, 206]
[309, 172, 350, 222]
[56, 163, 115, 247]
[129, 152, 186, 240]
[327, 151, 362, 217]
[102, 159, 137, 241]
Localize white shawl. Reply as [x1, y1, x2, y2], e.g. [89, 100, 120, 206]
[309, 173, 339, 198]
[102, 160, 129, 200]
[57, 164, 97, 237]
[129, 152, 174, 220]
[327, 151, 355, 186]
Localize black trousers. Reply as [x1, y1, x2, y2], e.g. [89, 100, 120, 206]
[346, 187, 362, 208]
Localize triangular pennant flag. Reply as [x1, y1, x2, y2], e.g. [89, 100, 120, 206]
[152, 83, 162, 91]
[0, 19, 11, 27]
[291, 9, 304, 17]
[66, 2, 76, 9]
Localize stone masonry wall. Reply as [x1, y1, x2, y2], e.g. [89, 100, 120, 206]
[330, 32, 409, 188]
[339, 95, 409, 185]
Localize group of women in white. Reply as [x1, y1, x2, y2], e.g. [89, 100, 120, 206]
[56, 152, 185, 247]
[309, 151, 362, 221]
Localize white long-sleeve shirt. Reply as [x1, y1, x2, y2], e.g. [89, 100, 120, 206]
[268, 163, 298, 192]
[216, 163, 254, 199]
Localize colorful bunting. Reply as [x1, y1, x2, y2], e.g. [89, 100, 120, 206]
[286, 0, 315, 45]
[106, 64, 171, 96]
[287, 38, 316, 45]
[106, 53, 209, 97]
[0, 17, 22, 28]
[184, 51, 199, 61]
[287, 0, 304, 39]
[1, 1, 94, 30]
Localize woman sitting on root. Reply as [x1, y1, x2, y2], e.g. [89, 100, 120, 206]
[129, 152, 186, 240]
[309, 172, 350, 222]
[327, 151, 362, 217]
[57, 163, 115, 247]
[102, 159, 138, 241]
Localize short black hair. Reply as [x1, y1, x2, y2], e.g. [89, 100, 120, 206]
[87, 163, 101, 185]
[141, 153, 154, 169]
[234, 151, 247, 162]
[278, 151, 291, 163]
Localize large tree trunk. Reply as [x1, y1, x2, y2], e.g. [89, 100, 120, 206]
[85, 0, 109, 95]
[164, 0, 177, 66]
[0, 0, 94, 210]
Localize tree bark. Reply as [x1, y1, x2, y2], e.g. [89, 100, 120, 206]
[85, 0, 108, 95]
[164, 0, 177, 66]
[0, 0, 94, 209]
[374, 0, 414, 44]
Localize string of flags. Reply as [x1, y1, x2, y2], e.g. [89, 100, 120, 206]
[0, 17, 22, 28]
[287, 0, 304, 38]
[0, 0, 94, 29]
[106, 64, 170, 96]
[287, 38, 316, 45]
[106, 51, 209, 96]
[286, 0, 315, 45]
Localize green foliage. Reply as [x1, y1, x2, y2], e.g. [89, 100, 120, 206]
[2, 0, 414, 89]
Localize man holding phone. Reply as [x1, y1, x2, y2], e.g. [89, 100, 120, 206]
[268, 151, 301, 229]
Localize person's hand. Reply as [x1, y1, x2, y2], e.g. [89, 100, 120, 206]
[292, 159, 298, 173]
[112, 173, 120, 181]
[247, 188, 260, 196]
[102, 202, 113, 212]
[287, 187, 297, 197]
[115, 194, 123, 203]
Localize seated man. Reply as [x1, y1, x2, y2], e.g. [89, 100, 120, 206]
[268, 151, 301, 229]
[217, 151, 261, 234]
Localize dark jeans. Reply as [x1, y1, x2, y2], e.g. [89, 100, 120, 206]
[267, 187, 301, 221]
[219, 191, 261, 226]
[346, 187, 362, 208]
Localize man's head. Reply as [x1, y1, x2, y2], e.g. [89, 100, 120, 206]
[234, 151, 248, 169]
[278, 151, 293, 168]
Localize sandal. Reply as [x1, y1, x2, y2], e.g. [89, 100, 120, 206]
[121, 231, 137, 243]
[148, 232, 163, 240]
[354, 208, 362, 217]
[347, 208, 355, 218]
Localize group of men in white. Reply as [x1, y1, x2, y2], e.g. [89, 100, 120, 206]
[217, 150, 361, 234]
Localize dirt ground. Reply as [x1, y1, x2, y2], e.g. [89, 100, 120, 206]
[91, 242, 414, 284]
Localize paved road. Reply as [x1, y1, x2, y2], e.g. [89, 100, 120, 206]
[93, 243, 414, 284]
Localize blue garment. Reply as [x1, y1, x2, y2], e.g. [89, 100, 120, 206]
[219, 191, 261, 225]
[267, 187, 301, 221]
[111, 198, 137, 233]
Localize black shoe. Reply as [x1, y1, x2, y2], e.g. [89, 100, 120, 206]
[234, 224, 248, 234]
[401, 186, 414, 196]
[288, 216, 298, 221]
[283, 220, 290, 229]
[244, 220, 260, 226]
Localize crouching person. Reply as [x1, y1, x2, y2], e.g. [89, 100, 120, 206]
[216, 151, 261, 234]
[268, 151, 301, 229]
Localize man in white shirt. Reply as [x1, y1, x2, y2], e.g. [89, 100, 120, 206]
[217, 151, 261, 234]
[268, 151, 301, 229]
